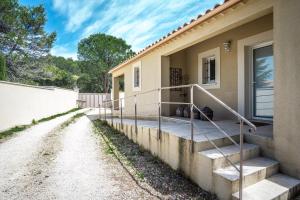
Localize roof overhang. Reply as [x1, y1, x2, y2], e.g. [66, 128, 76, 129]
[109, 0, 242, 74]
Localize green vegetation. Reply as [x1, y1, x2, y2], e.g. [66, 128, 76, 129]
[0, 1, 135, 92]
[0, 0, 56, 83]
[77, 33, 135, 93]
[37, 107, 80, 123]
[0, 54, 6, 80]
[0, 125, 30, 139]
[59, 112, 85, 129]
[0, 107, 81, 139]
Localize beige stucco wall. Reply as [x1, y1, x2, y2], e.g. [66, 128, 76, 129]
[0, 81, 78, 131]
[111, 0, 274, 119]
[112, 51, 161, 117]
[273, 0, 300, 179]
[166, 14, 273, 119]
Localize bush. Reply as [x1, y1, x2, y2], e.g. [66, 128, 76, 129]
[0, 54, 7, 80]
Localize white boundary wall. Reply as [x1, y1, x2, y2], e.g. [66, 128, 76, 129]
[0, 81, 78, 131]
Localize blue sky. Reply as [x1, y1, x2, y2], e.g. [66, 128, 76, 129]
[20, 0, 222, 60]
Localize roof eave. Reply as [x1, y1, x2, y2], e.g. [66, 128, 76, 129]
[109, 0, 242, 74]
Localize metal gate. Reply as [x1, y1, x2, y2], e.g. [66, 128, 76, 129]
[78, 93, 110, 108]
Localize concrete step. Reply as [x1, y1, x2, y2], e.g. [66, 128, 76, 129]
[213, 157, 279, 200]
[193, 143, 260, 192]
[232, 173, 300, 200]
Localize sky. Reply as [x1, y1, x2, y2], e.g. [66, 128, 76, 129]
[20, 0, 222, 60]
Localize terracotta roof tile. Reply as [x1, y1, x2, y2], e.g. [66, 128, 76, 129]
[109, 0, 240, 73]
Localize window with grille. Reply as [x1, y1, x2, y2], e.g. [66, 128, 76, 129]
[202, 56, 216, 84]
[198, 47, 220, 89]
[134, 67, 140, 87]
[132, 61, 141, 91]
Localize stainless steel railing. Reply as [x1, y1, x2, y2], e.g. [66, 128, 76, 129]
[100, 83, 256, 200]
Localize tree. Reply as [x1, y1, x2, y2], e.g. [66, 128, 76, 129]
[0, 0, 56, 81]
[0, 54, 7, 80]
[78, 33, 135, 93]
[32, 55, 79, 89]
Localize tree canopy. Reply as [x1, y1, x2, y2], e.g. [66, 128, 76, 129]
[0, 1, 135, 92]
[78, 33, 135, 93]
[0, 0, 56, 81]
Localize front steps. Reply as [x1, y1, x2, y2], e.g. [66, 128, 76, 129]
[197, 141, 300, 200]
[214, 157, 279, 200]
[107, 119, 300, 200]
[232, 174, 300, 200]
[195, 143, 259, 192]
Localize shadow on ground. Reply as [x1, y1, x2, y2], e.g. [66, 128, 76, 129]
[92, 119, 217, 200]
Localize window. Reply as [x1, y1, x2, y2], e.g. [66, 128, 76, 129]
[132, 61, 141, 91]
[202, 56, 216, 84]
[198, 47, 220, 89]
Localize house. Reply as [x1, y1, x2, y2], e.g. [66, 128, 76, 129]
[105, 0, 300, 199]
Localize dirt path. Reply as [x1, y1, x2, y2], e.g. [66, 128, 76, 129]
[0, 109, 84, 198]
[0, 112, 156, 200]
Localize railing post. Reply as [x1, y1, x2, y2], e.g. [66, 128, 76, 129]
[111, 100, 114, 126]
[104, 101, 107, 121]
[134, 95, 137, 135]
[190, 85, 194, 153]
[120, 98, 123, 129]
[99, 102, 101, 120]
[158, 88, 161, 140]
[239, 119, 244, 200]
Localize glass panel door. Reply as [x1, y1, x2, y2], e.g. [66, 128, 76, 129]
[253, 44, 274, 119]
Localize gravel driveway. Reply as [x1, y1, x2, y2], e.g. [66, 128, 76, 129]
[0, 110, 215, 200]
[0, 112, 159, 200]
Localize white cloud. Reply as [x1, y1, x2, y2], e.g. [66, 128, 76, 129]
[50, 45, 77, 60]
[79, 0, 222, 51]
[52, 0, 103, 32]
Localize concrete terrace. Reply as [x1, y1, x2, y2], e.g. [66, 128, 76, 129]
[93, 113, 273, 142]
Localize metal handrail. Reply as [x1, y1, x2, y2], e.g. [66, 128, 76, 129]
[193, 84, 256, 131]
[100, 83, 256, 200]
[192, 105, 239, 147]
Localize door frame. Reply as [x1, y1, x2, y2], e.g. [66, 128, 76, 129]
[249, 41, 274, 121]
[237, 30, 273, 119]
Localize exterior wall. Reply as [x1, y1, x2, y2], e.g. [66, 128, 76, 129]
[112, 51, 161, 117]
[273, 0, 300, 178]
[168, 14, 273, 119]
[0, 81, 78, 131]
[111, 0, 274, 119]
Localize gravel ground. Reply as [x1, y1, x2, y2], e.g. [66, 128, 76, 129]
[0, 111, 216, 200]
[92, 120, 217, 200]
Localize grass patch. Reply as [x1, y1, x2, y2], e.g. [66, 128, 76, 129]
[37, 108, 81, 123]
[92, 120, 217, 200]
[59, 112, 85, 129]
[0, 125, 30, 139]
[0, 107, 81, 140]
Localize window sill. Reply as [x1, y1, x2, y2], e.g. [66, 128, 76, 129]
[200, 83, 220, 89]
[133, 87, 141, 92]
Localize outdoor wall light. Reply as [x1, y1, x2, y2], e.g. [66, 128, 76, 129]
[223, 40, 232, 52]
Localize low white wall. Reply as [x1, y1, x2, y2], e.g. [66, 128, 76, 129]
[0, 81, 78, 131]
